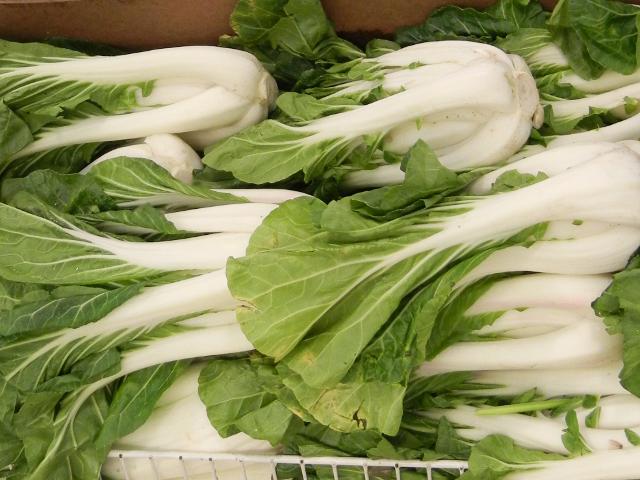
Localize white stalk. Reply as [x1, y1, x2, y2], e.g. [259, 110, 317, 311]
[325, 63, 464, 99]
[572, 395, 640, 430]
[15, 87, 252, 158]
[81, 133, 203, 184]
[561, 68, 640, 94]
[63, 226, 250, 270]
[133, 79, 210, 108]
[180, 101, 269, 150]
[80, 270, 236, 334]
[466, 274, 612, 314]
[4, 46, 267, 100]
[542, 220, 616, 239]
[103, 363, 275, 480]
[505, 447, 640, 480]
[458, 225, 640, 286]
[426, 406, 640, 454]
[342, 57, 540, 188]
[474, 308, 594, 338]
[34, 314, 255, 480]
[5, 270, 237, 383]
[213, 188, 309, 204]
[419, 320, 621, 373]
[470, 142, 626, 195]
[535, 114, 640, 153]
[466, 362, 627, 397]
[165, 203, 277, 233]
[356, 153, 639, 299]
[435, 108, 538, 170]
[546, 81, 640, 120]
[299, 60, 516, 143]
[116, 188, 308, 209]
[384, 115, 483, 153]
[374, 41, 513, 68]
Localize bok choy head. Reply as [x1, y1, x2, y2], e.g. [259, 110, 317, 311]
[0, 40, 276, 177]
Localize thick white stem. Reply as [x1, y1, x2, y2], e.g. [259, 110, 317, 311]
[326, 63, 464, 99]
[505, 447, 640, 480]
[572, 395, 640, 430]
[5, 46, 266, 100]
[562, 68, 640, 94]
[180, 101, 269, 150]
[165, 203, 277, 233]
[474, 308, 594, 338]
[465, 362, 626, 397]
[419, 321, 621, 373]
[74, 270, 236, 338]
[427, 406, 640, 454]
[81, 133, 203, 184]
[467, 273, 612, 314]
[300, 60, 516, 142]
[547, 82, 640, 120]
[469, 142, 626, 195]
[15, 87, 252, 157]
[458, 225, 640, 286]
[375, 41, 513, 68]
[64, 226, 250, 270]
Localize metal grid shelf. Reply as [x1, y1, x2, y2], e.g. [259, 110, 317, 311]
[105, 451, 469, 480]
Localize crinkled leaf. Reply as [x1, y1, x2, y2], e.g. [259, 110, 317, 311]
[0, 283, 141, 337]
[489, 170, 549, 194]
[94, 361, 188, 457]
[466, 435, 565, 479]
[1, 169, 114, 214]
[0, 203, 160, 285]
[396, 0, 548, 45]
[80, 205, 182, 235]
[593, 254, 640, 395]
[198, 357, 302, 445]
[88, 156, 245, 207]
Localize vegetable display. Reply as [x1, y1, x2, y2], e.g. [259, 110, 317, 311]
[0, 0, 640, 479]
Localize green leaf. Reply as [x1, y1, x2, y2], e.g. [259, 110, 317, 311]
[1, 169, 114, 214]
[561, 410, 591, 456]
[0, 100, 34, 173]
[276, 92, 359, 123]
[0, 203, 160, 285]
[3, 142, 105, 178]
[350, 141, 485, 220]
[434, 417, 471, 459]
[80, 205, 183, 235]
[593, 254, 640, 396]
[365, 39, 401, 58]
[625, 428, 640, 446]
[88, 156, 246, 207]
[221, 0, 362, 91]
[203, 119, 353, 184]
[489, 170, 549, 194]
[0, 284, 141, 337]
[467, 435, 565, 479]
[585, 406, 601, 428]
[0, 278, 49, 311]
[198, 356, 301, 445]
[553, 0, 640, 75]
[94, 361, 188, 457]
[425, 274, 506, 359]
[396, 0, 548, 45]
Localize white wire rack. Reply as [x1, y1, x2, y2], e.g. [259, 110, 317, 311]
[104, 451, 469, 480]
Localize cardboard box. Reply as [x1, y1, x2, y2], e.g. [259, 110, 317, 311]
[0, 0, 562, 50]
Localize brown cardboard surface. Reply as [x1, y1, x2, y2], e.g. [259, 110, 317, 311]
[0, 0, 553, 49]
[0, 0, 638, 49]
